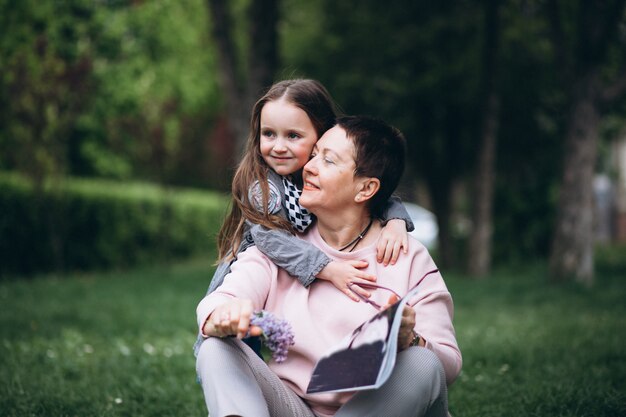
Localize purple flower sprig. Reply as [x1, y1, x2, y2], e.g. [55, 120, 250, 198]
[249, 310, 295, 363]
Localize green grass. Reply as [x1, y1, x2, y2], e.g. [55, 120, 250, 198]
[1, 260, 625, 416]
[448, 263, 626, 417]
[0, 260, 211, 416]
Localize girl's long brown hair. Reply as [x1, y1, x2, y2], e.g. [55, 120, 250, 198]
[217, 79, 339, 261]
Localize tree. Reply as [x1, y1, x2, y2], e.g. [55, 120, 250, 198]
[86, 0, 221, 187]
[0, 0, 222, 188]
[282, 0, 482, 269]
[468, 0, 502, 277]
[0, 0, 95, 185]
[206, 0, 280, 153]
[547, 0, 626, 284]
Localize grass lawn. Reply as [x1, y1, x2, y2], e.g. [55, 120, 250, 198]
[1, 258, 625, 416]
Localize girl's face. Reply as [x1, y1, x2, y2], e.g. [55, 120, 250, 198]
[259, 98, 318, 176]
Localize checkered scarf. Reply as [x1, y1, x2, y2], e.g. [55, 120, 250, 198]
[282, 177, 313, 232]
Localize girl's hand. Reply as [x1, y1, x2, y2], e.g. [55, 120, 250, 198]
[377, 219, 408, 266]
[383, 294, 418, 351]
[317, 260, 377, 302]
[203, 299, 263, 339]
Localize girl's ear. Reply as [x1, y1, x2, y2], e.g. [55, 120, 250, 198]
[355, 177, 380, 203]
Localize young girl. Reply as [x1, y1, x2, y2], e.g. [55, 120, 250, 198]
[195, 79, 414, 354]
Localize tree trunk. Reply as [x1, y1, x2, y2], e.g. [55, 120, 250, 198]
[206, 0, 279, 155]
[247, 0, 279, 96]
[546, 0, 626, 284]
[426, 107, 464, 270]
[468, 0, 500, 278]
[206, 0, 248, 152]
[429, 179, 455, 269]
[468, 93, 499, 277]
[549, 74, 600, 284]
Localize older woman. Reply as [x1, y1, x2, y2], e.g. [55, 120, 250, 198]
[196, 116, 462, 417]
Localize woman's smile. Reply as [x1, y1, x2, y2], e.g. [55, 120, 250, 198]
[302, 181, 319, 191]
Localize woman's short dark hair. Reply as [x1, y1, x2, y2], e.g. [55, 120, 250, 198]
[336, 116, 406, 218]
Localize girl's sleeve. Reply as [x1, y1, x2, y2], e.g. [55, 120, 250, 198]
[381, 195, 415, 231]
[248, 223, 331, 287]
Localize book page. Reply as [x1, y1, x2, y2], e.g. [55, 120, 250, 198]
[306, 269, 438, 394]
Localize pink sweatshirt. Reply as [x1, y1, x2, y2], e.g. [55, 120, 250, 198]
[196, 224, 462, 417]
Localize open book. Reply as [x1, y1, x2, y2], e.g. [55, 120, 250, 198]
[306, 269, 438, 394]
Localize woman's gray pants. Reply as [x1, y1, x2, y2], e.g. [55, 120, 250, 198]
[196, 337, 448, 417]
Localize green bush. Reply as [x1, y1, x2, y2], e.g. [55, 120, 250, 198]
[595, 243, 626, 275]
[0, 173, 228, 277]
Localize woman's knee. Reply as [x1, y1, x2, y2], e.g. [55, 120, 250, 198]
[196, 337, 231, 379]
[407, 348, 444, 378]
[196, 337, 217, 362]
[400, 347, 446, 401]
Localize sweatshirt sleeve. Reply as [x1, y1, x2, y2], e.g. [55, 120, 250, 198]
[407, 243, 462, 385]
[380, 195, 415, 231]
[248, 223, 331, 287]
[414, 288, 462, 385]
[196, 247, 276, 336]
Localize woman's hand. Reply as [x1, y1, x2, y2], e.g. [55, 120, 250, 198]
[397, 304, 418, 351]
[317, 260, 377, 302]
[203, 299, 263, 339]
[377, 219, 408, 266]
[383, 294, 419, 351]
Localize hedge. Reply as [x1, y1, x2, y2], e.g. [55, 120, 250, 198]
[0, 173, 229, 277]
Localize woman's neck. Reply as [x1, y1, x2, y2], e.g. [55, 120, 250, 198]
[316, 210, 381, 251]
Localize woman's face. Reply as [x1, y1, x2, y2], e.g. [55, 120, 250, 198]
[259, 98, 319, 176]
[300, 126, 359, 212]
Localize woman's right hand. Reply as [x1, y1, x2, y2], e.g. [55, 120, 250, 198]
[203, 299, 263, 339]
[316, 260, 377, 302]
[382, 295, 419, 351]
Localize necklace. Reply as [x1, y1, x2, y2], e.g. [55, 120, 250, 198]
[338, 219, 374, 252]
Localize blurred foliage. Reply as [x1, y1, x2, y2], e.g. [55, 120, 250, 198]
[491, 2, 562, 263]
[0, 0, 222, 187]
[83, 0, 222, 185]
[281, 0, 625, 265]
[282, 0, 482, 267]
[1, 0, 625, 268]
[595, 243, 626, 275]
[0, 0, 95, 184]
[0, 172, 228, 277]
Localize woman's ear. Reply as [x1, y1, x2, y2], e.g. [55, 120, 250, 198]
[355, 177, 380, 203]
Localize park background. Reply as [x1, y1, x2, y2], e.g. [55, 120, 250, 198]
[1, 0, 625, 415]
